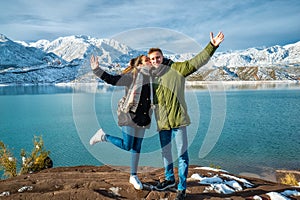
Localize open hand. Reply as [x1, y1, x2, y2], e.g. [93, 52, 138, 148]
[90, 55, 99, 70]
[210, 32, 224, 47]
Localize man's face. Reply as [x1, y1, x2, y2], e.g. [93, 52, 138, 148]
[149, 51, 163, 68]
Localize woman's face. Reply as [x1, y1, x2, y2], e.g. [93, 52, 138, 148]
[141, 56, 151, 66]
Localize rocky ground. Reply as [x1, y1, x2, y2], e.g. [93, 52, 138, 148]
[0, 165, 299, 200]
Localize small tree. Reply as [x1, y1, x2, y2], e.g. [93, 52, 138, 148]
[0, 141, 17, 178]
[0, 135, 52, 179]
[20, 135, 52, 174]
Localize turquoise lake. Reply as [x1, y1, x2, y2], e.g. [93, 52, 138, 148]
[0, 83, 299, 180]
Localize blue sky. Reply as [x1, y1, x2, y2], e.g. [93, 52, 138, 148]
[1, 0, 300, 52]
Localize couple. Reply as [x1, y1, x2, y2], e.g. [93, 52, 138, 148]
[89, 32, 224, 200]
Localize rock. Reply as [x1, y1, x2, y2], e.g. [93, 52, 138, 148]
[0, 165, 299, 200]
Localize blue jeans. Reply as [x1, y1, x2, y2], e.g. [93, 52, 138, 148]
[159, 127, 189, 191]
[105, 126, 145, 175]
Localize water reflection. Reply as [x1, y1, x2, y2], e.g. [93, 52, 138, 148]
[0, 81, 299, 95]
[0, 85, 73, 95]
[0, 84, 122, 95]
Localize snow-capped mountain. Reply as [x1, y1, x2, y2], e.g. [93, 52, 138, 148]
[0, 34, 63, 68]
[26, 35, 144, 83]
[0, 34, 143, 84]
[210, 42, 300, 81]
[0, 34, 80, 84]
[29, 35, 132, 63]
[169, 41, 300, 81]
[212, 42, 300, 68]
[0, 33, 299, 85]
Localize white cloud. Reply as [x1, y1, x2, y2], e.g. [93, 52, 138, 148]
[0, 0, 299, 50]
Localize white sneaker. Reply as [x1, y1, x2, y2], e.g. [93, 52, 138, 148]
[129, 175, 143, 190]
[89, 129, 106, 145]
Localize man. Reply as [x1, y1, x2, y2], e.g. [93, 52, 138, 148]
[148, 32, 224, 200]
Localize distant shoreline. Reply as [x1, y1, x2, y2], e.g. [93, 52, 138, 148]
[0, 80, 299, 87]
[185, 80, 299, 85]
[184, 80, 300, 90]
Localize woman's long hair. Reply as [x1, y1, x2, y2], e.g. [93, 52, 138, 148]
[121, 55, 145, 78]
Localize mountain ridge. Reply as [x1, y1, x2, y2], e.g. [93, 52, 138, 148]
[0, 33, 299, 85]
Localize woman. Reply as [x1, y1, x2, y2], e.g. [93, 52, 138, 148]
[89, 54, 152, 190]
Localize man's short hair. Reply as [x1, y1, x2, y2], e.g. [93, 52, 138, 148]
[148, 48, 163, 56]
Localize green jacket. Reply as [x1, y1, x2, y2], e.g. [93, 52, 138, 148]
[153, 42, 218, 131]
